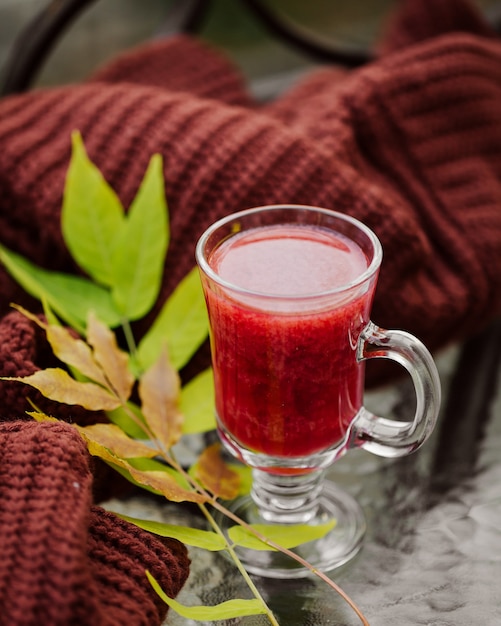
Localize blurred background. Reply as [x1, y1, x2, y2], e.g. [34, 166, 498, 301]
[1, 0, 499, 98]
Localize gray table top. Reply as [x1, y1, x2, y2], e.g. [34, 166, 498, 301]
[105, 321, 501, 626]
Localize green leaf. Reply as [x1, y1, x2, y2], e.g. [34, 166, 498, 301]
[147, 572, 268, 620]
[228, 520, 337, 551]
[107, 402, 148, 439]
[0, 244, 122, 332]
[180, 368, 215, 435]
[41, 297, 60, 326]
[110, 153, 168, 320]
[137, 267, 208, 372]
[118, 514, 226, 551]
[62, 131, 125, 286]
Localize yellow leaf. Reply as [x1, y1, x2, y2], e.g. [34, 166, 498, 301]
[10, 304, 45, 328]
[86, 312, 134, 401]
[5, 368, 120, 411]
[13, 304, 109, 386]
[193, 443, 241, 500]
[75, 425, 206, 504]
[46, 325, 108, 386]
[139, 348, 183, 450]
[76, 425, 132, 463]
[77, 423, 157, 459]
[27, 411, 59, 423]
[127, 467, 207, 504]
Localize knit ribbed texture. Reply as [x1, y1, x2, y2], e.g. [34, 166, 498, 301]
[0, 421, 190, 626]
[0, 0, 499, 620]
[87, 507, 189, 626]
[0, 309, 147, 502]
[0, 310, 100, 425]
[1, 0, 500, 378]
[90, 34, 254, 107]
[378, 0, 497, 54]
[265, 29, 501, 343]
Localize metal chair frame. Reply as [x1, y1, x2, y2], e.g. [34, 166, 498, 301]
[0, 0, 372, 96]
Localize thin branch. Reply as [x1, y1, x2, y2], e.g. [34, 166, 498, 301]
[200, 502, 280, 626]
[161, 448, 370, 626]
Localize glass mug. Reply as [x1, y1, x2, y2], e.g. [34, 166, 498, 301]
[196, 205, 441, 578]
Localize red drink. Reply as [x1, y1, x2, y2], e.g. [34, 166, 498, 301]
[205, 223, 376, 457]
[197, 207, 439, 577]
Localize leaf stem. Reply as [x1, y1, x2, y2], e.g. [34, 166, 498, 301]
[121, 318, 138, 362]
[208, 498, 370, 626]
[199, 502, 280, 626]
[27, 313, 368, 626]
[163, 451, 370, 626]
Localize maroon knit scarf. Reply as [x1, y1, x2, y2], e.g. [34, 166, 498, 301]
[0, 0, 500, 376]
[0, 1, 500, 619]
[0, 420, 190, 626]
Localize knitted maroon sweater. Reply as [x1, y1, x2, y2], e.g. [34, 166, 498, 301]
[0, 0, 500, 368]
[0, 420, 190, 626]
[0, 1, 500, 620]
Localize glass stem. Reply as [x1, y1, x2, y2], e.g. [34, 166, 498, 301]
[251, 468, 325, 524]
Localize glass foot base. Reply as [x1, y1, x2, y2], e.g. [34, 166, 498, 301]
[213, 480, 366, 579]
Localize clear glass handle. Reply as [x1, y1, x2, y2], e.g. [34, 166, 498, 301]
[351, 321, 441, 458]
